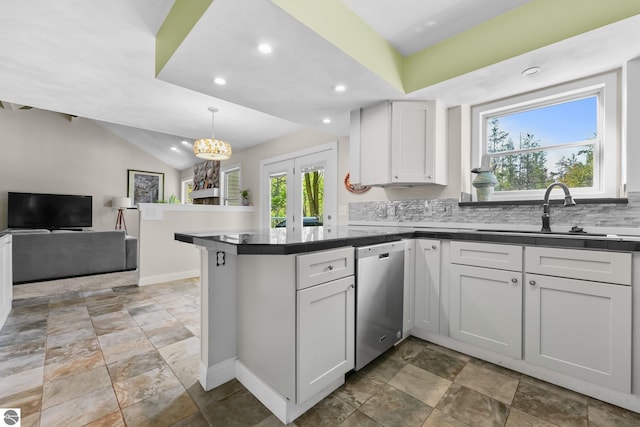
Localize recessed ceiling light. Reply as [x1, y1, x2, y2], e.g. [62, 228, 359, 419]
[214, 77, 226, 85]
[181, 140, 190, 146]
[258, 43, 272, 54]
[522, 66, 541, 76]
[334, 84, 346, 92]
[323, 118, 331, 124]
[171, 147, 179, 152]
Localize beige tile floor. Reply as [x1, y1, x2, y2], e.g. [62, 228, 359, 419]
[1, 278, 640, 426]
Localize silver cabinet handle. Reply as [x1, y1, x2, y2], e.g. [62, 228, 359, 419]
[529, 280, 536, 286]
[327, 265, 334, 271]
[431, 245, 437, 250]
[511, 278, 518, 283]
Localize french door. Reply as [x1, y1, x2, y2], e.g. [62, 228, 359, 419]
[260, 143, 337, 231]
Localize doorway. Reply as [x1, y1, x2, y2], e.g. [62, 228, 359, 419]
[260, 142, 337, 231]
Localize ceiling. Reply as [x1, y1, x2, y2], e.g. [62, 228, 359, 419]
[0, 1, 639, 170]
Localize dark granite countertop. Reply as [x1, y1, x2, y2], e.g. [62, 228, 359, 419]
[175, 226, 640, 254]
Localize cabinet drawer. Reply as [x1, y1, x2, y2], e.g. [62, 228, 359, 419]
[450, 241, 522, 271]
[297, 247, 354, 290]
[525, 247, 631, 285]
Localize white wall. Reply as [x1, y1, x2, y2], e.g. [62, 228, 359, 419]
[626, 57, 640, 192]
[201, 109, 466, 226]
[0, 108, 181, 236]
[137, 204, 255, 285]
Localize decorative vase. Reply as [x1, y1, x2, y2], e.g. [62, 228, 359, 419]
[242, 197, 249, 206]
[472, 171, 498, 201]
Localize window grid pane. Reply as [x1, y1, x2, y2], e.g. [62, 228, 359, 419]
[225, 169, 240, 206]
[483, 94, 598, 194]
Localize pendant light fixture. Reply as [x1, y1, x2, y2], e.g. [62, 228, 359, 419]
[194, 107, 232, 160]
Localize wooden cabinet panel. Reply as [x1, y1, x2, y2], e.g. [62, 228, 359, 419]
[525, 246, 631, 285]
[296, 246, 354, 290]
[355, 101, 447, 186]
[297, 276, 354, 403]
[403, 240, 415, 336]
[524, 273, 631, 392]
[450, 264, 522, 358]
[451, 241, 522, 271]
[414, 240, 441, 334]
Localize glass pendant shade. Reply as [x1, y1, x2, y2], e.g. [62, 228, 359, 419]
[194, 107, 232, 160]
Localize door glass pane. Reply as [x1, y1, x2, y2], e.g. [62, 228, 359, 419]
[300, 165, 324, 227]
[270, 172, 287, 228]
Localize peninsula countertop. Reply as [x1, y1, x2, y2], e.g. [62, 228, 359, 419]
[175, 226, 640, 254]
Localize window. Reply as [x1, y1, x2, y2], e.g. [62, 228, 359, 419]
[472, 71, 620, 200]
[181, 179, 193, 204]
[221, 164, 241, 206]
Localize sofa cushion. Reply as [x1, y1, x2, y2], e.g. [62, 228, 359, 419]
[12, 230, 129, 283]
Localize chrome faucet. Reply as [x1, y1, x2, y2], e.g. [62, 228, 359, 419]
[541, 182, 576, 232]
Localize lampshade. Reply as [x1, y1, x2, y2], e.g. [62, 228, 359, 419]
[193, 138, 232, 160]
[194, 107, 232, 160]
[112, 197, 132, 209]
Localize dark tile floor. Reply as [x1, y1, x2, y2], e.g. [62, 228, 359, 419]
[1, 278, 640, 426]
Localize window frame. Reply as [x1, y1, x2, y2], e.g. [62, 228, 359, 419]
[220, 163, 242, 206]
[471, 71, 620, 201]
[181, 178, 193, 204]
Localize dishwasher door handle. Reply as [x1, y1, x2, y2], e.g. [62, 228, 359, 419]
[378, 253, 390, 259]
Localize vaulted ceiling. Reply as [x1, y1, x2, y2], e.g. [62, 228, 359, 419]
[1, 0, 639, 170]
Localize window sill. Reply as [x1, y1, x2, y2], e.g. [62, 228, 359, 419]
[459, 197, 628, 208]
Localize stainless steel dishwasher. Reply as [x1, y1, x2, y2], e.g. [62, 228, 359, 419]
[355, 241, 404, 370]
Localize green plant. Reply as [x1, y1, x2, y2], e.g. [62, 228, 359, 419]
[240, 189, 249, 199]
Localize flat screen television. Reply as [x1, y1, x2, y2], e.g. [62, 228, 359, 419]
[7, 192, 93, 230]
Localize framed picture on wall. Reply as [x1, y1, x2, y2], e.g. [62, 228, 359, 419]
[127, 169, 164, 205]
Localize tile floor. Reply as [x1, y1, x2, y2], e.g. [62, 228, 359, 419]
[1, 278, 640, 426]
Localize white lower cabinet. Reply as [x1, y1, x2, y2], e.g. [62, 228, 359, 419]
[524, 247, 632, 393]
[1, 234, 12, 329]
[450, 264, 522, 358]
[402, 240, 416, 336]
[297, 275, 354, 403]
[414, 239, 441, 334]
[237, 247, 355, 407]
[449, 241, 523, 358]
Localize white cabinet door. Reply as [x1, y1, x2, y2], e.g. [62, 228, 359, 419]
[390, 101, 447, 185]
[525, 273, 631, 392]
[414, 240, 441, 334]
[402, 240, 415, 336]
[0, 234, 12, 329]
[356, 101, 447, 186]
[297, 275, 354, 403]
[450, 264, 522, 358]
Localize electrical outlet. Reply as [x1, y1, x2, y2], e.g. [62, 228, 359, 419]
[443, 205, 452, 216]
[386, 204, 396, 217]
[423, 201, 432, 216]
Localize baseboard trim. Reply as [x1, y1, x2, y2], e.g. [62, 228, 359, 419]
[138, 270, 199, 286]
[199, 358, 236, 391]
[235, 360, 343, 424]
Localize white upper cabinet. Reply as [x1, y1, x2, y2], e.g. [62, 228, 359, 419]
[350, 101, 447, 186]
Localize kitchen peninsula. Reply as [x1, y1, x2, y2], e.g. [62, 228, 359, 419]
[176, 226, 640, 422]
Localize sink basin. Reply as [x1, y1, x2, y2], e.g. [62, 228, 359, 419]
[474, 229, 608, 237]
